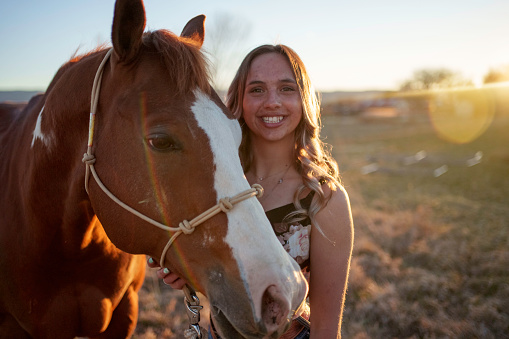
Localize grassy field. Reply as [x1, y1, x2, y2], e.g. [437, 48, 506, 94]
[134, 90, 509, 338]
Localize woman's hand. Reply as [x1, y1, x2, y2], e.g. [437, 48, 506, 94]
[147, 257, 187, 290]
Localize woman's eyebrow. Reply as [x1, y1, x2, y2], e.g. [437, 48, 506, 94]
[247, 78, 297, 86]
[246, 80, 265, 86]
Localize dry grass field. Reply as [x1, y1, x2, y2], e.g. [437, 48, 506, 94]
[134, 89, 509, 338]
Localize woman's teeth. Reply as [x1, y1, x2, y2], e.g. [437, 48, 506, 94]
[262, 116, 283, 123]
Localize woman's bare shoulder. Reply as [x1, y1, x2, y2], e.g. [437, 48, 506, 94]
[321, 183, 351, 215]
[314, 183, 353, 243]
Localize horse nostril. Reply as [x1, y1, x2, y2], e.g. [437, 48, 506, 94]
[261, 285, 290, 332]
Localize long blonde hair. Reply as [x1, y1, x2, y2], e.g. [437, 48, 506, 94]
[226, 44, 340, 228]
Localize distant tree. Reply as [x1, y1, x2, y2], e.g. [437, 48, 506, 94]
[483, 65, 509, 84]
[204, 13, 252, 91]
[399, 68, 473, 91]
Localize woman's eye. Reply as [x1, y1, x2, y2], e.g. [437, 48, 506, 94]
[282, 86, 296, 92]
[249, 87, 264, 93]
[146, 133, 180, 152]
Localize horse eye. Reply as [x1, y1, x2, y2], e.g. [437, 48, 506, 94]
[146, 133, 180, 152]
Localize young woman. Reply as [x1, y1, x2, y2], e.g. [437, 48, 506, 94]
[149, 44, 354, 339]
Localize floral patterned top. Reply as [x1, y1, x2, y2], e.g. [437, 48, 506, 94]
[265, 191, 314, 271]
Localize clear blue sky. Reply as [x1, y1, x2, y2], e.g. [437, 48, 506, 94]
[1, 0, 509, 92]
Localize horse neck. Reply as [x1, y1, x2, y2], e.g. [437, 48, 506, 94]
[20, 54, 107, 255]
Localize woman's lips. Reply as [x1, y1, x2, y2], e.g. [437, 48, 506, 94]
[262, 116, 284, 124]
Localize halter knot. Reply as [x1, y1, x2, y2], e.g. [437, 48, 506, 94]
[252, 183, 264, 198]
[179, 220, 195, 235]
[218, 198, 233, 213]
[82, 153, 96, 165]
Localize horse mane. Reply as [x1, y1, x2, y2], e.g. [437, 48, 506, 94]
[69, 44, 110, 64]
[60, 30, 211, 96]
[142, 29, 211, 95]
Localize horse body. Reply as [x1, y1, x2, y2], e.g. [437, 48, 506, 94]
[0, 1, 307, 338]
[0, 62, 146, 338]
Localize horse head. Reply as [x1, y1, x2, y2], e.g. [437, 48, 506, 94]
[85, 0, 307, 337]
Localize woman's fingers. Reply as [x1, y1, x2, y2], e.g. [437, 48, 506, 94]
[147, 257, 159, 268]
[170, 278, 188, 290]
[159, 269, 187, 289]
[147, 257, 187, 290]
[156, 268, 174, 280]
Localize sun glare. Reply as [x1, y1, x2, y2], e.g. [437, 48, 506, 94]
[427, 87, 497, 144]
[482, 80, 509, 89]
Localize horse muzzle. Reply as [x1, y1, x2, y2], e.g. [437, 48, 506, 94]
[205, 263, 308, 339]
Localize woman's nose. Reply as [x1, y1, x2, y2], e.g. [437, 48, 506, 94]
[264, 90, 281, 109]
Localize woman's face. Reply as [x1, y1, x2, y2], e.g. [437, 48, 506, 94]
[242, 53, 303, 144]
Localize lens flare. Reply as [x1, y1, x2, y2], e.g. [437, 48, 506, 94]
[427, 88, 495, 144]
[139, 92, 199, 286]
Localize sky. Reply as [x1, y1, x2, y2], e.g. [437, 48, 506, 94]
[1, 0, 509, 92]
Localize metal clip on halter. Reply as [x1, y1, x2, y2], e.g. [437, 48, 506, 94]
[184, 285, 204, 339]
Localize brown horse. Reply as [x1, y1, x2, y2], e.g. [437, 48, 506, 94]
[0, 0, 308, 338]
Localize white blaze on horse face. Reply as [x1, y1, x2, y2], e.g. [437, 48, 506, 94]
[31, 105, 53, 149]
[191, 90, 303, 322]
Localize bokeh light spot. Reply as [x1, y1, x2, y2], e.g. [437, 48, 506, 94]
[428, 88, 495, 144]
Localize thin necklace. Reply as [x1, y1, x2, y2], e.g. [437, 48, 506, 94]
[257, 166, 290, 182]
[257, 165, 292, 200]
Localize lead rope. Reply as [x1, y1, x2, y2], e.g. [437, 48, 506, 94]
[81, 48, 264, 339]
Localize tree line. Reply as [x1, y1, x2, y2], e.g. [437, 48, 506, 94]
[400, 65, 509, 92]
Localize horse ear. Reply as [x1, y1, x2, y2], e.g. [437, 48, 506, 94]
[180, 15, 206, 48]
[111, 0, 146, 62]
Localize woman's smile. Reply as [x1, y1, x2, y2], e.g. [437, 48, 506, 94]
[262, 116, 285, 124]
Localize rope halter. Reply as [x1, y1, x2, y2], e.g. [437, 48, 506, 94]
[81, 48, 264, 267]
